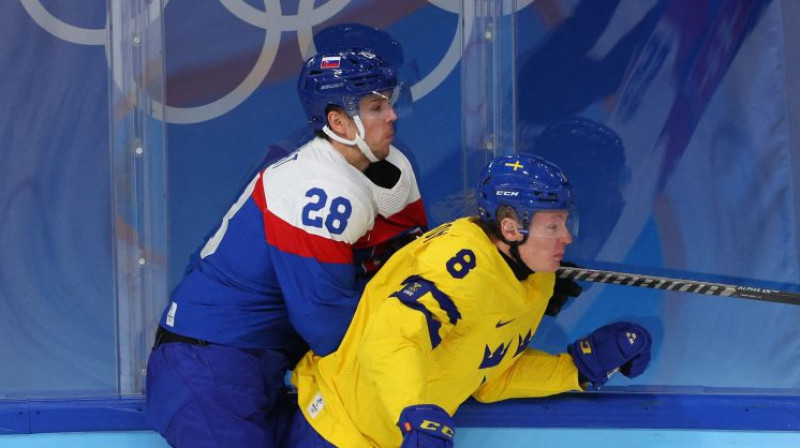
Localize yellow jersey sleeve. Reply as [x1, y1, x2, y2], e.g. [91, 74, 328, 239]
[472, 349, 582, 402]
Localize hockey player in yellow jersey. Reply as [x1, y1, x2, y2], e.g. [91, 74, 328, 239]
[286, 154, 652, 448]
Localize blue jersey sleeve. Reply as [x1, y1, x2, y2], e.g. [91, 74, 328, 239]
[271, 247, 360, 356]
[263, 199, 364, 356]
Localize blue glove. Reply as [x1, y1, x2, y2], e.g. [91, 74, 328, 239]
[568, 322, 651, 387]
[398, 404, 455, 448]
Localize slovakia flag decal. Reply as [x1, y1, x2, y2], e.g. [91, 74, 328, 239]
[320, 56, 341, 69]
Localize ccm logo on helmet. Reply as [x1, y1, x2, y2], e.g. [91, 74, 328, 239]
[495, 190, 519, 196]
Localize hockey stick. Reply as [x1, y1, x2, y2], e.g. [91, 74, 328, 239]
[557, 266, 800, 306]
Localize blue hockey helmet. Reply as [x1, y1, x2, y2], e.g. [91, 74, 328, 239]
[476, 154, 577, 238]
[297, 47, 401, 130]
[312, 23, 404, 67]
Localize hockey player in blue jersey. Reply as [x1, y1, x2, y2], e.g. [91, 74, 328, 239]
[145, 25, 427, 448]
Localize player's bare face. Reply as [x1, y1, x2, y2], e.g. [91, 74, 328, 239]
[358, 91, 397, 160]
[518, 211, 573, 272]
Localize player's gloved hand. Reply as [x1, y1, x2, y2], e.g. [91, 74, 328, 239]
[546, 261, 583, 316]
[568, 322, 651, 388]
[398, 404, 455, 448]
[356, 227, 424, 279]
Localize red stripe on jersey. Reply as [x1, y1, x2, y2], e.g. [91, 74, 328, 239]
[354, 199, 427, 249]
[258, 185, 353, 264]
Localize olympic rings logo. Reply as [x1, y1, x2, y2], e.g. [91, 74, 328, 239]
[19, 0, 533, 124]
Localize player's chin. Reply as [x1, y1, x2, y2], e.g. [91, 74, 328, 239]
[529, 259, 559, 273]
[542, 258, 561, 273]
[373, 144, 391, 160]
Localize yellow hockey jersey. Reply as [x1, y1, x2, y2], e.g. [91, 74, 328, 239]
[292, 218, 582, 448]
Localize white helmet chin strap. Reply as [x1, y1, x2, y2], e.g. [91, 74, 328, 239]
[322, 115, 379, 163]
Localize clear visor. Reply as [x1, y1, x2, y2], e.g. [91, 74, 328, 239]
[350, 84, 413, 122]
[522, 209, 579, 240]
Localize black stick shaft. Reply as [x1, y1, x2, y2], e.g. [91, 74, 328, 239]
[557, 267, 800, 306]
